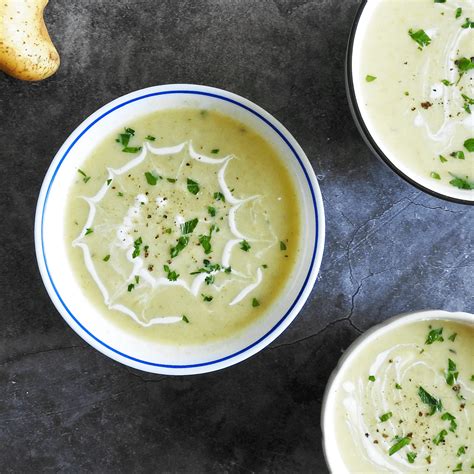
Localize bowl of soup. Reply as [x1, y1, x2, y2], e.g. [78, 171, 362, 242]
[322, 309, 474, 473]
[347, 0, 474, 204]
[34, 84, 325, 375]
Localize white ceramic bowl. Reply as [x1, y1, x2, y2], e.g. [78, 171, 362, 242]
[34, 84, 325, 375]
[346, 1, 473, 205]
[321, 309, 474, 473]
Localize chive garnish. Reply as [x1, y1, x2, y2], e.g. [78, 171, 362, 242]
[389, 436, 410, 456]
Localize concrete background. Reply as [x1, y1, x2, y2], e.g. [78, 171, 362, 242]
[0, 0, 472, 472]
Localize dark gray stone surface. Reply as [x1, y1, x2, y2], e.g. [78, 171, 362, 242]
[0, 0, 472, 472]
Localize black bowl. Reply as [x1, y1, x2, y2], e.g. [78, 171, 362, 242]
[345, 0, 473, 206]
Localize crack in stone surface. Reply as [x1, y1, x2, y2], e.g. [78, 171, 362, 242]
[0, 345, 86, 366]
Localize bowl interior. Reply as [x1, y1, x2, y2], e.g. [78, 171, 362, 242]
[349, 2, 473, 204]
[35, 85, 324, 374]
[322, 310, 474, 472]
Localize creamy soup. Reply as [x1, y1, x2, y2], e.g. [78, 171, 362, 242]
[355, 0, 474, 195]
[65, 109, 300, 345]
[331, 319, 473, 473]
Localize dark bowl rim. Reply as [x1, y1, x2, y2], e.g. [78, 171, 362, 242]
[345, 0, 473, 206]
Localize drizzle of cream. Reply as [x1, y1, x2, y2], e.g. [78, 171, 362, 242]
[74, 141, 271, 326]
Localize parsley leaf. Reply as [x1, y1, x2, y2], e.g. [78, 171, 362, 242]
[213, 191, 225, 202]
[464, 138, 474, 152]
[201, 293, 213, 302]
[208, 206, 216, 217]
[145, 135, 156, 141]
[407, 452, 417, 464]
[122, 146, 142, 153]
[252, 298, 260, 307]
[240, 240, 251, 252]
[187, 178, 200, 195]
[132, 237, 143, 258]
[449, 174, 474, 190]
[441, 412, 457, 432]
[170, 236, 189, 258]
[163, 264, 179, 281]
[425, 327, 444, 344]
[85, 227, 93, 235]
[446, 358, 459, 386]
[368, 375, 376, 382]
[181, 218, 198, 235]
[432, 429, 448, 445]
[366, 75, 377, 82]
[430, 171, 441, 180]
[145, 171, 160, 185]
[182, 315, 189, 323]
[418, 386, 442, 415]
[103, 254, 110, 262]
[379, 412, 393, 422]
[408, 29, 431, 48]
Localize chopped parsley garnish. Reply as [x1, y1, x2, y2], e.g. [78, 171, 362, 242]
[134, 275, 140, 284]
[201, 293, 213, 302]
[368, 375, 376, 382]
[379, 412, 393, 422]
[145, 135, 156, 141]
[240, 240, 251, 252]
[453, 462, 463, 472]
[103, 254, 110, 262]
[464, 138, 474, 152]
[125, 128, 135, 135]
[199, 225, 217, 254]
[208, 206, 216, 217]
[434, 0, 446, 3]
[187, 178, 200, 195]
[205, 274, 215, 285]
[418, 386, 442, 415]
[170, 236, 189, 258]
[163, 264, 179, 281]
[78, 169, 91, 183]
[127, 283, 135, 292]
[117, 192, 124, 197]
[432, 429, 448, 445]
[455, 57, 474, 83]
[366, 75, 377, 82]
[461, 18, 474, 28]
[165, 228, 172, 234]
[471, 375, 474, 381]
[122, 146, 142, 153]
[439, 155, 448, 163]
[262, 264, 268, 269]
[408, 29, 431, 49]
[448, 332, 457, 342]
[425, 327, 444, 344]
[389, 436, 411, 456]
[441, 79, 453, 86]
[213, 191, 225, 202]
[449, 174, 474, 190]
[280, 240, 287, 251]
[106, 178, 112, 186]
[181, 218, 198, 235]
[407, 452, 417, 464]
[167, 178, 177, 183]
[430, 171, 441, 180]
[211, 148, 219, 154]
[145, 171, 160, 185]
[462, 94, 474, 115]
[252, 298, 260, 307]
[441, 412, 457, 432]
[190, 259, 221, 275]
[457, 446, 466, 457]
[455, 7, 462, 18]
[395, 383, 402, 390]
[225, 266, 232, 273]
[446, 358, 459, 386]
[182, 315, 189, 323]
[132, 237, 143, 258]
[451, 151, 465, 160]
[85, 227, 93, 235]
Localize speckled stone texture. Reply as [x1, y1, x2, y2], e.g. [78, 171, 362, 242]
[0, 0, 472, 472]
